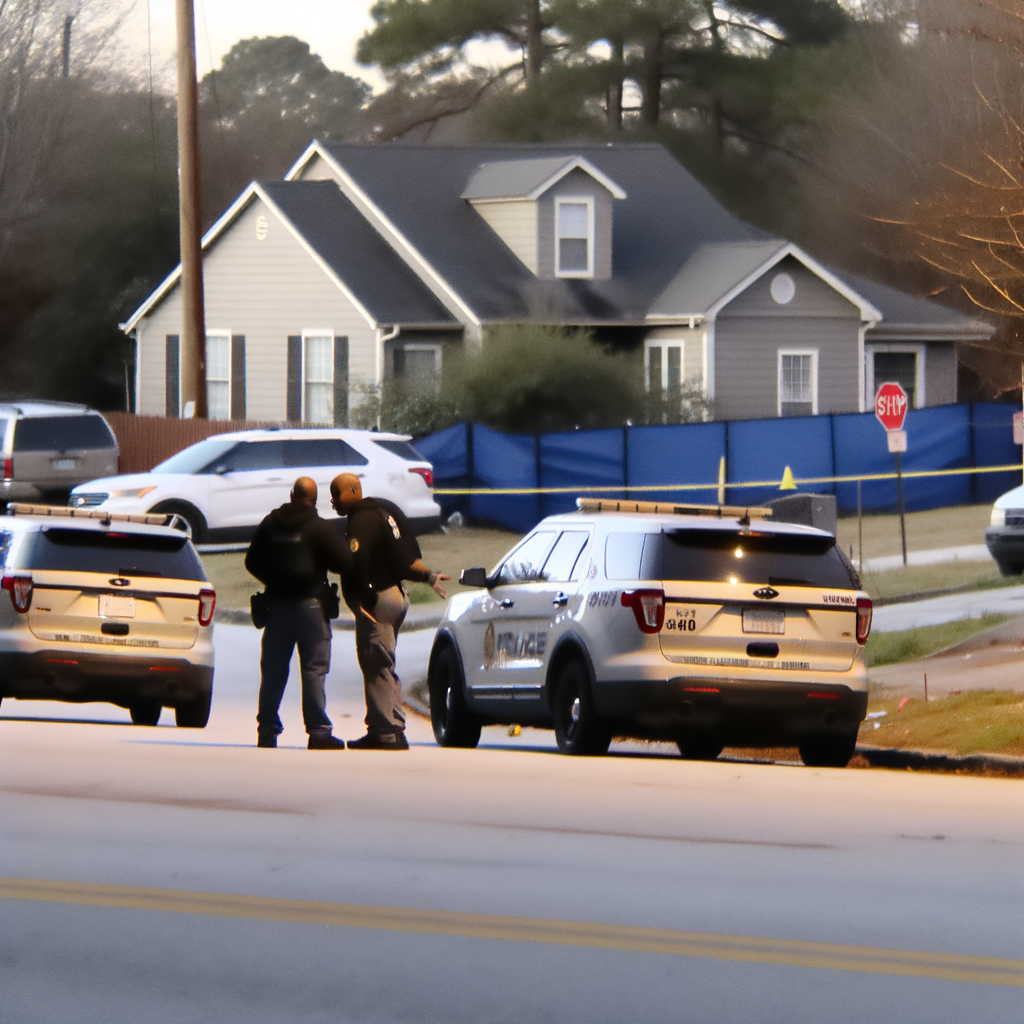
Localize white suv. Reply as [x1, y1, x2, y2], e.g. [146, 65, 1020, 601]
[69, 428, 441, 543]
[428, 499, 872, 767]
[0, 504, 215, 727]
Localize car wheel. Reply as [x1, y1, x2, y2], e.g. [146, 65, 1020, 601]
[676, 735, 725, 761]
[129, 701, 162, 726]
[996, 559, 1023, 577]
[428, 644, 480, 748]
[798, 730, 858, 768]
[552, 658, 611, 756]
[149, 501, 206, 543]
[175, 692, 212, 729]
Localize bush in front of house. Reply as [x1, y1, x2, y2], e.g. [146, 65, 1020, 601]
[352, 324, 711, 435]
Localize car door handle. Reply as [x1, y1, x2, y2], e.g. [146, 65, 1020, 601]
[499, 598, 514, 608]
[552, 591, 568, 606]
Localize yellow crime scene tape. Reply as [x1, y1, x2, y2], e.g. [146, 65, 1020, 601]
[433, 462, 1024, 496]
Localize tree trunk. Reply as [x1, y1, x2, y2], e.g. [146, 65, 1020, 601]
[525, 0, 543, 79]
[641, 30, 662, 126]
[607, 38, 624, 130]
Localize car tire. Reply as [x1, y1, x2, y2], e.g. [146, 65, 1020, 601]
[129, 701, 162, 726]
[428, 644, 481, 748]
[552, 658, 611, 756]
[676, 735, 725, 761]
[798, 730, 858, 768]
[148, 501, 206, 543]
[175, 692, 212, 729]
[996, 559, 1024, 577]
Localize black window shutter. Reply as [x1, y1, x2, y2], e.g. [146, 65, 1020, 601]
[165, 335, 180, 417]
[230, 335, 246, 420]
[287, 335, 302, 422]
[333, 335, 349, 427]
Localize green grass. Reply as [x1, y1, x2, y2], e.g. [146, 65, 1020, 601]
[861, 561, 1013, 603]
[865, 614, 1010, 667]
[836, 503, 993, 563]
[861, 690, 1024, 757]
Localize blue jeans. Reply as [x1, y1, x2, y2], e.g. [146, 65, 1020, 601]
[257, 598, 333, 737]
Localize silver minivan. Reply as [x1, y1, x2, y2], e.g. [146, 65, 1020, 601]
[0, 402, 119, 505]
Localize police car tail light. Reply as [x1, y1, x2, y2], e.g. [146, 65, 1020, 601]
[2, 574, 33, 613]
[856, 598, 872, 645]
[2, 457, 11, 482]
[197, 588, 216, 627]
[409, 467, 434, 488]
[621, 589, 665, 634]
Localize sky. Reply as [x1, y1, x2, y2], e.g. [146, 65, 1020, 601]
[115, 0, 387, 90]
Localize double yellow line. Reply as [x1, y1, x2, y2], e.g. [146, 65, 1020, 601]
[3, 877, 1021, 988]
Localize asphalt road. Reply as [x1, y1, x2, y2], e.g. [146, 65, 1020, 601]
[2, 624, 1023, 1024]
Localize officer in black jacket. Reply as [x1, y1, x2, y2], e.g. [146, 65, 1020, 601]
[245, 476, 350, 750]
[329, 472, 450, 750]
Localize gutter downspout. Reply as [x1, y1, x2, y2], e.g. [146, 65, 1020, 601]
[377, 325, 400, 430]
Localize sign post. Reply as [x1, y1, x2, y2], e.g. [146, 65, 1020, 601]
[875, 381, 909, 565]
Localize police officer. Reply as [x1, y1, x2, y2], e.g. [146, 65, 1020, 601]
[245, 476, 349, 750]
[329, 472, 450, 750]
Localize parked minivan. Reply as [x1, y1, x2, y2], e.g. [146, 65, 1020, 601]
[0, 402, 119, 505]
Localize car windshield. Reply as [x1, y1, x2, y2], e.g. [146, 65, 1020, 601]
[21, 528, 207, 580]
[372, 439, 426, 462]
[647, 529, 856, 589]
[152, 438, 239, 474]
[13, 414, 116, 452]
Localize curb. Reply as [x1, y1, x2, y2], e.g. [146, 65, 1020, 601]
[215, 606, 445, 632]
[856, 744, 1024, 778]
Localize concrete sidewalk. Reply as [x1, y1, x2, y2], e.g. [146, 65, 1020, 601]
[861, 544, 991, 573]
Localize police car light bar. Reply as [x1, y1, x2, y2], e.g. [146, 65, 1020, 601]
[575, 498, 773, 520]
[6, 503, 191, 533]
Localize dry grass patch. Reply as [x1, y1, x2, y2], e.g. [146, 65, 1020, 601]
[865, 614, 1010, 667]
[861, 690, 1024, 757]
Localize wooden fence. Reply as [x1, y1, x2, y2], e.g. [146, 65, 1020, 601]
[104, 413, 281, 475]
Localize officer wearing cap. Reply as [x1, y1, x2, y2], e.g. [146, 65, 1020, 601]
[329, 472, 449, 749]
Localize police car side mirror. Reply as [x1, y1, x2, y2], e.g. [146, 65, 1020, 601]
[460, 566, 488, 588]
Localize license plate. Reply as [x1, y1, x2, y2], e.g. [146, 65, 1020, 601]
[52, 458, 76, 471]
[99, 594, 136, 618]
[742, 607, 784, 634]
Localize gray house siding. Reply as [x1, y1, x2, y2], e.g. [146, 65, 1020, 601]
[713, 260, 862, 421]
[536, 168, 614, 280]
[136, 196, 377, 421]
[924, 342, 957, 406]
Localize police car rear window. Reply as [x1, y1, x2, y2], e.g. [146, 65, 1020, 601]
[13, 415, 116, 452]
[372, 439, 426, 462]
[21, 529, 206, 581]
[648, 529, 856, 589]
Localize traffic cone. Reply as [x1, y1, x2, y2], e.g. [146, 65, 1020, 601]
[779, 466, 797, 490]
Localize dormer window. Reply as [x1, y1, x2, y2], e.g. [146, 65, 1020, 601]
[556, 198, 594, 277]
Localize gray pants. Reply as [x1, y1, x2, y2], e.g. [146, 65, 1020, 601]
[257, 598, 333, 738]
[354, 585, 409, 737]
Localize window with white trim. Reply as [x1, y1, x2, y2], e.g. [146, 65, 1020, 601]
[555, 197, 594, 277]
[304, 333, 334, 424]
[205, 331, 231, 420]
[778, 350, 817, 417]
[872, 350, 919, 409]
[645, 341, 683, 393]
[394, 343, 441, 379]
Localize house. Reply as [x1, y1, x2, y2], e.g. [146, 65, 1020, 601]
[123, 142, 993, 424]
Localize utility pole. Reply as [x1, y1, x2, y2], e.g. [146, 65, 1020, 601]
[175, 0, 207, 418]
[62, 11, 73, 78]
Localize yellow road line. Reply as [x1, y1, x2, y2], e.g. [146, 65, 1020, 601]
[2, 877, 1021, 987]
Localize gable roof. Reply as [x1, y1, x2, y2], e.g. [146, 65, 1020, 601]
[648, 240, 884, 322]
[461, 156, 627, 201]
[288, 142, 759, 325]
[121, 179, 457, 332]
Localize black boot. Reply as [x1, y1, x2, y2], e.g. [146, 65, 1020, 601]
[348, 731, 408, 751]
[308, 732, 346, 750]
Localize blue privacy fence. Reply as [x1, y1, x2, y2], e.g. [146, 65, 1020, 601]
[414, 402, 1022, 534]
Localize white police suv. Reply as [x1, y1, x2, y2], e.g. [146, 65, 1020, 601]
[428, 499, 872, 767]
[70, 428, 441, 543]
[0, 504, 215, 727]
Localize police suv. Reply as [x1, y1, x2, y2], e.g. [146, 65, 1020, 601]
[0, 504, 215, 727]
[428, 499, 872, 767]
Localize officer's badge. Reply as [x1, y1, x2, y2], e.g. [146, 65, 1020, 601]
[387, 515, 401, 540]
[349, 538, 359, 552]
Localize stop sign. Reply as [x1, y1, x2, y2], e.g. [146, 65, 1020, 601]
[875, 382, 908, 431]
